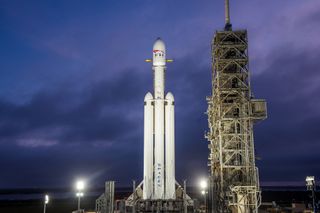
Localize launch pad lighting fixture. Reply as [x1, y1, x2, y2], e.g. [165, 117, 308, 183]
[76, 180, 85, 191]
[45, 194, 49, 204]
[305, 176, 316, 213]
[43, 194, 49, 213]
[75, 180, 86, 211]
[76, 192, 84, 197]
[200, 179, 208, 189]
[306, 176, 315, 190]
[199, 179, 208, 211]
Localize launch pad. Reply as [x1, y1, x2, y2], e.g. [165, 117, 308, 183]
[96, 181, 196, 213]
[96, 1, 266, 213]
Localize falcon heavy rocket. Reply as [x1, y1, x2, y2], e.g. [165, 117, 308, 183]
[143, 38, 175, 200]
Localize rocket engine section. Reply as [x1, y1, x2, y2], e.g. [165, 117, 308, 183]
[143, 38, 176, 200]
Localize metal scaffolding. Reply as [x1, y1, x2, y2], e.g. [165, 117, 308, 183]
[206, 28, 267, 213]
[96, 181, 115, 213]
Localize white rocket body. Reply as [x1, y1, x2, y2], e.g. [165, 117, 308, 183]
[143, 38, 176, 200]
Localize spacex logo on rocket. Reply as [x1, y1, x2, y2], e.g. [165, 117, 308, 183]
[143, 38, 176, 200]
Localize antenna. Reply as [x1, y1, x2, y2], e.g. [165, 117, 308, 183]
[224, 0, 232, 30]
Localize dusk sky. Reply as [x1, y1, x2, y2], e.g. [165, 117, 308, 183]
[1, 0, 320, 189]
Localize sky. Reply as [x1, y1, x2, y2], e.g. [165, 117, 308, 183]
[0, 0, 320, 189]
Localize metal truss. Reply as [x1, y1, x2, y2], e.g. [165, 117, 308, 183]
[96, 181, 115, 213]
[206, 30, 267, 213]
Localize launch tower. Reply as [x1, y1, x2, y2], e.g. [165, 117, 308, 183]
[206, 0, 267, 212]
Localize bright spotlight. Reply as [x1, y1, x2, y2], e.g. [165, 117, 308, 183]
[75, 179, 86, 211]
[45, 194, 49, 204]
[76, 180, 85, 191]
[306, 176, 315, 184]
[305, 176, 316, 212]
[43, 194, 49, 213]
[306, 176, 315, 190]
[76, 192, 84, 197]
[200, 179, 208, 189]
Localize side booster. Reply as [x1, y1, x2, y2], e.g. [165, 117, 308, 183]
[143, 38, 175, 200]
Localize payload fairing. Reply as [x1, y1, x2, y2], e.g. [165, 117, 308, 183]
[143, 38, 175, 200]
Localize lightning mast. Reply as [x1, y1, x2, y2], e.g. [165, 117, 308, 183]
[206, 0, 267, 212]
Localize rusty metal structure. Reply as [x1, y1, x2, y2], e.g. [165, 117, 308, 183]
[206, 0, 267, 212]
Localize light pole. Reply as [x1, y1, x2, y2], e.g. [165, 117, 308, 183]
[306, 176, 316, 213]
[43, 194, 49, 213]
[75, 180, 85, 212]
[200, 179, 208, 213]
[201, 190, 207, 209]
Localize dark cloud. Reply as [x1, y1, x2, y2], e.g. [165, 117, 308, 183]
[0, 0, 320, 188]
[253, 43, 320, 182]
[0, 69, 147, 146]
[0, 69, 149, 187]
[0, 50, 211, 187]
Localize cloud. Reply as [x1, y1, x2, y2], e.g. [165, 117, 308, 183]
[0, 0, 320, 188]
[17, 139, 58, 148]
[253, 41, 320, 182]
[0, 68, 147, 148]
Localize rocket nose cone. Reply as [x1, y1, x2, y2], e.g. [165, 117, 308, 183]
[144, 92, 153, 101]
[153, 38, 166, 52]
[165, 92, 174, 101]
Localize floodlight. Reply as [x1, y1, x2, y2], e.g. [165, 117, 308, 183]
[306, 176, 315, 184]
[200, 179, 208, 189]
[43, 194, 49, 213]
[305, 176, 317, 213]
[76, 192, 84, 197]
[76, 180, 85, 191]
[75, 179, 86, 211]
[45, 194, 49, 204]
